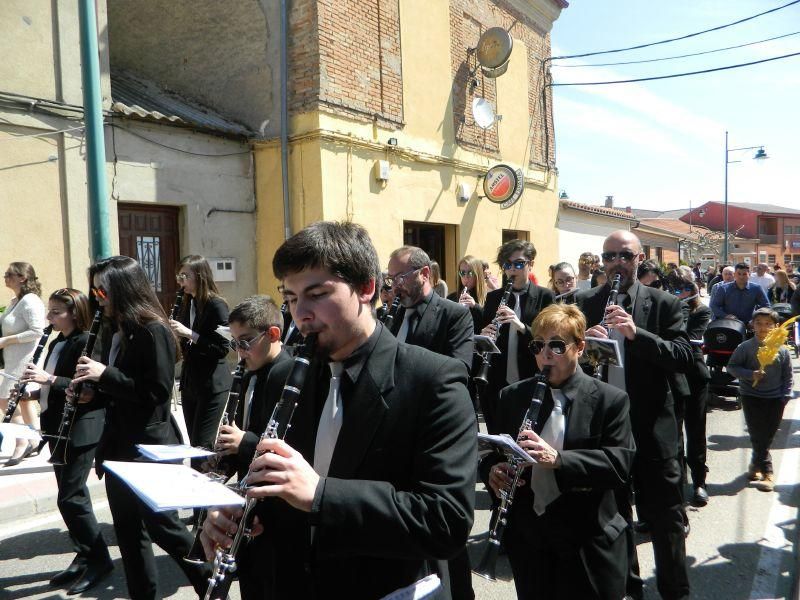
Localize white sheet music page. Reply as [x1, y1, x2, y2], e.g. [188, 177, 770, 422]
[136, 444, 215, 461]
[379, 574, 442, 600]
[103, 461, 245, 512]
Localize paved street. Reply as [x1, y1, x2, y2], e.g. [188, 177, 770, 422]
[1, 359, 799, 599]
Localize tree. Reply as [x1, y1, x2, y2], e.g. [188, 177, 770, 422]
[682, 226, 745, 264]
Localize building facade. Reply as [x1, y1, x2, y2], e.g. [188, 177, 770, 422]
[557, 200, 636, 266]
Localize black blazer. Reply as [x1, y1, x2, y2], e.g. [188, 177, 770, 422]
[233, 350, 292, 476]
[575, 281, 693, 459]
[39, 330, 105, 448]
[178, 296, 232, 394]
[95, 321, 179, 466]
[480, 281, 555, 386]
[446, 288, 484, 334]
[253, 324, 476, 599]
[390, 292, 474, 370]
[686, 303, 711, 381]
[479, 369, 635, 599]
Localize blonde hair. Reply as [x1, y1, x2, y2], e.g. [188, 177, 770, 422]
[532, 304, 586, 342]
[774, 269, 795, 290]
[458, 255, 487, 305]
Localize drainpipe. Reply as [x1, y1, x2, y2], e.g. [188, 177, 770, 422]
[280, 0, 291, 239]
[78, 0, 112, 260]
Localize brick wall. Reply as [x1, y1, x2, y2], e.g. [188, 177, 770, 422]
[290, 0, 403, 126]
[448, 0, 555, 168]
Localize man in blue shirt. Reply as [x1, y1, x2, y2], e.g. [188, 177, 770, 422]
[710, 262, 771, 322]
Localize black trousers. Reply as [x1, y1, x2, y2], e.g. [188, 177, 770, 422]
[50, 441, 110, 566]
[106, 473, 209, 599]
[181, 384, 228, 451]
[674, 373, 710, 487]
[741, 395, 786, 474]
[627, 455, 690, 600]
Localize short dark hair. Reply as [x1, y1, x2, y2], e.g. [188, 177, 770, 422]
[389, 246, 431, 270]
[497, 240, 536, 266]
[734, 262, 750, 271]
[751, 307, 779, 324]
[229, 295, 283, 335]
[637, 259, 663, 280]
[273, 221, 380, 306]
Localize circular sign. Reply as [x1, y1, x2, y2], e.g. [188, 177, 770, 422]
[483, 164, 524, 209]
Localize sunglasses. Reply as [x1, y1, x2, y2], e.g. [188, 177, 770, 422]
[555, 277, 575, 286]
[670, 286, 694, 295]
[530, 339, 576, 355]
[502, 260, 528, 270]
[601, 251, 637, 263]
[228, 331, 267, 352]
[458, 270, 475, 277]
[384, 268, 420, 288]
[91, 286, 108, 300]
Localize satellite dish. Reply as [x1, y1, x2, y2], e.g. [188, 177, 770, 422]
[471, 98, 497, 129]
[475, 27, 513, 78]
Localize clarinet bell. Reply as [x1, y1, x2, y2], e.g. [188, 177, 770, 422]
[473, 356, 491, 387]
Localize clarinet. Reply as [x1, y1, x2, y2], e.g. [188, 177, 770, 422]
[599, 274, 622, 331]
[47, 310, 102, 466]
[474, 279, 514, 386]
[204, 333, 318, 600]
[473, 365, 551, 581]
[382, 295, 401, 330]
[3, 326, 53, 423]
[171, 288, 185, 320]
[184, 358, 248, 563]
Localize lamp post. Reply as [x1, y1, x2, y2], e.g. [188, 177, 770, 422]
[724, 131, 768, 264]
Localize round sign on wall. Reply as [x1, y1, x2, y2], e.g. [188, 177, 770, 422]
[483, 164, 524, 209]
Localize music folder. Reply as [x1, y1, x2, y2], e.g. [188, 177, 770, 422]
[136, 444, 215, 462]
[477, 432, 536, 465]
[380, 574, 442, 600]
[103, 461, 245, 512]
[581, 336, 622, 367]
[473, 335, 501, 354]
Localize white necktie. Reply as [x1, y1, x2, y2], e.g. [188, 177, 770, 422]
[242, 376, 257, 431]
[397, 307, 417, 343]
[314, 362, 345, 477]
[531, 390, 566, 516]
[506, 292, 523, 384]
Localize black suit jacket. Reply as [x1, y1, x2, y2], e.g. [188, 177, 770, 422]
[481, 282, 555, 386]
[96, 321, 179, 466]
[390, 292, 474, 369]
[479, 369, 634, 598]
[446, 288, 484, 334]
[39, 330, 106, 448]
[178, 296, 232, 394]
[253, 324, 476, 599]
[575, 281, 693, 459]
[686, 304, 711, 381]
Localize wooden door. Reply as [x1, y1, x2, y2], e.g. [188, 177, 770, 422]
[117, 204, 180, 311]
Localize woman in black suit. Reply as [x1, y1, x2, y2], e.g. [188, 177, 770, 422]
[21, 288, 112, 595]
[480, 304, 634, 599]
[169, 255, 232, 453]
[72, 256, 208, 599]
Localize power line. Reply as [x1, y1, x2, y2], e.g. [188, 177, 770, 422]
[109, 123, 250, 157]
[552, 31, 800, 68]
[1, 125, 86, 140]
[550, 0, 800, 61]
[550, 50, 800, 86]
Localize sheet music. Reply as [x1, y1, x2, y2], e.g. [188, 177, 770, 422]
[136, 444, 215, 462]
[103, 461, 245, 512]
[0, 371, 20, 381]
[477, 432, 536, 464]
[380, 574, 442, 600]
[0, 423, 42, 441]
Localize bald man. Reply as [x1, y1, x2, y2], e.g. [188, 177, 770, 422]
[575, 230, 693, 600]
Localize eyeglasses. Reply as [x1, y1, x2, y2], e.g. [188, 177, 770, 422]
[502, 260, 528, 271]
[555, 277, 575, 286]
[176, 273, 191, 282]
[91, 287, 108, 300]
[530, 339, 576, 355]
[458, 270, 475, 277]
[228, 331, 267, 352]
[384, 268, 420, 288]
[601, 251, 637, 263]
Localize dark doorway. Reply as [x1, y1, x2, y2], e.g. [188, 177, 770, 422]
[404, 222, 446, 279]
[118, 203, 180, 311]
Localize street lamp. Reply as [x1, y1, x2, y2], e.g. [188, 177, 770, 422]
[724, 131, 768, 264]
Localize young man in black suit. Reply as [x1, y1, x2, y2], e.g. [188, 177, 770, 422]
[479, 240, 554, 432]
[480, 303, 634, 599]
[201, 221, 476, 600]
[214, 294, 292, 598]
[576, 230, 694, 600]
[386, 246, 474, 370]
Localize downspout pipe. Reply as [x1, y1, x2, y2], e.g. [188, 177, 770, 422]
[280, 0, 291, 240]
[78, 0, 112, 260]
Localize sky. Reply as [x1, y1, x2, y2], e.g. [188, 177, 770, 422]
[550, 0, 800, 213]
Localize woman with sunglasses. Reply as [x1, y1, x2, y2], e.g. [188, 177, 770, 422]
[21, 289, 113, 593]
[169, 255, 232, 457]
[480, 303, 634, 599]
[71, 256, 209, 599]
[0, 262, 46, 466]
[447, 255, 487, 333]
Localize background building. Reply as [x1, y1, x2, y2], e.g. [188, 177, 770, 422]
[556, 198, 636, 265]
